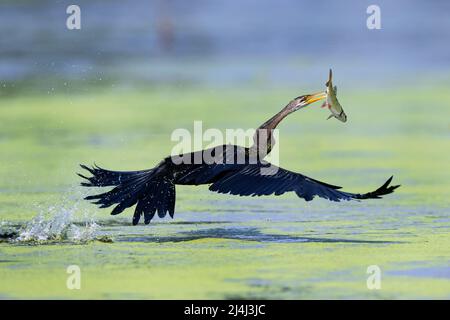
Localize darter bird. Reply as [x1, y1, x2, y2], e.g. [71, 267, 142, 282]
[79, 82, 399, 225]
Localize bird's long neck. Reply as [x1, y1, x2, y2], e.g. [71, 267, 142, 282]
[249, 103, 294, 159]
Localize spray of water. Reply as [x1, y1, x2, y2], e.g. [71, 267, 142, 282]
[0, 221, 18, 240]
[15, 212, 100, 244]
[8, 189, 109, 244]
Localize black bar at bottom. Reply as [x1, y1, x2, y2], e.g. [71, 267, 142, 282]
[0, 300, 444, 318]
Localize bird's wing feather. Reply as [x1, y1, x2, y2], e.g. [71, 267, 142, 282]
[208, 162, 399, 202]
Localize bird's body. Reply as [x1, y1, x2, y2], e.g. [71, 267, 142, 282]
[80, 91, 399, 225]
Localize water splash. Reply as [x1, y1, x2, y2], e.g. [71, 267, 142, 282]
[0, 221, 19, 240]
[12, 200, 104, 244]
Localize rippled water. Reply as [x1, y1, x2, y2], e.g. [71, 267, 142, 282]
[0, 61, 448, 298]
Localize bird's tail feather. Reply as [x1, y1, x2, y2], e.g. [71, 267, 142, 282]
[355, 176, 400, 200]
[79, 164, 175, 225]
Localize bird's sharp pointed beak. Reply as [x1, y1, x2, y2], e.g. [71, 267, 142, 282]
[305, 91, 327, 104]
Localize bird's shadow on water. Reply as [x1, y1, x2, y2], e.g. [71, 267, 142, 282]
[116, 226, 400, 244]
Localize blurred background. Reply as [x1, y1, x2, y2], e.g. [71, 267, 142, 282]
[2, 0, 450, 94]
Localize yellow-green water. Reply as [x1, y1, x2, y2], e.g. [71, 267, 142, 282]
[0, 85, 449, 299]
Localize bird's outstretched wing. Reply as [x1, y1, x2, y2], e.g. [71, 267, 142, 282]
[208, 162, 400, 201]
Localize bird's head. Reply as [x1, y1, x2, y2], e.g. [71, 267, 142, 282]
[288, 92, 326, 112]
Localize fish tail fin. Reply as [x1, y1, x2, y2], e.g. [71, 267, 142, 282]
[326, 68, 332, 86]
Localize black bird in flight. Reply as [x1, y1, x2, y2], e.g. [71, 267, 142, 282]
[79, 92, 399, 225]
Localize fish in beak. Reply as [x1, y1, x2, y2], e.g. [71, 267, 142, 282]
[322, 69, 347, 123]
